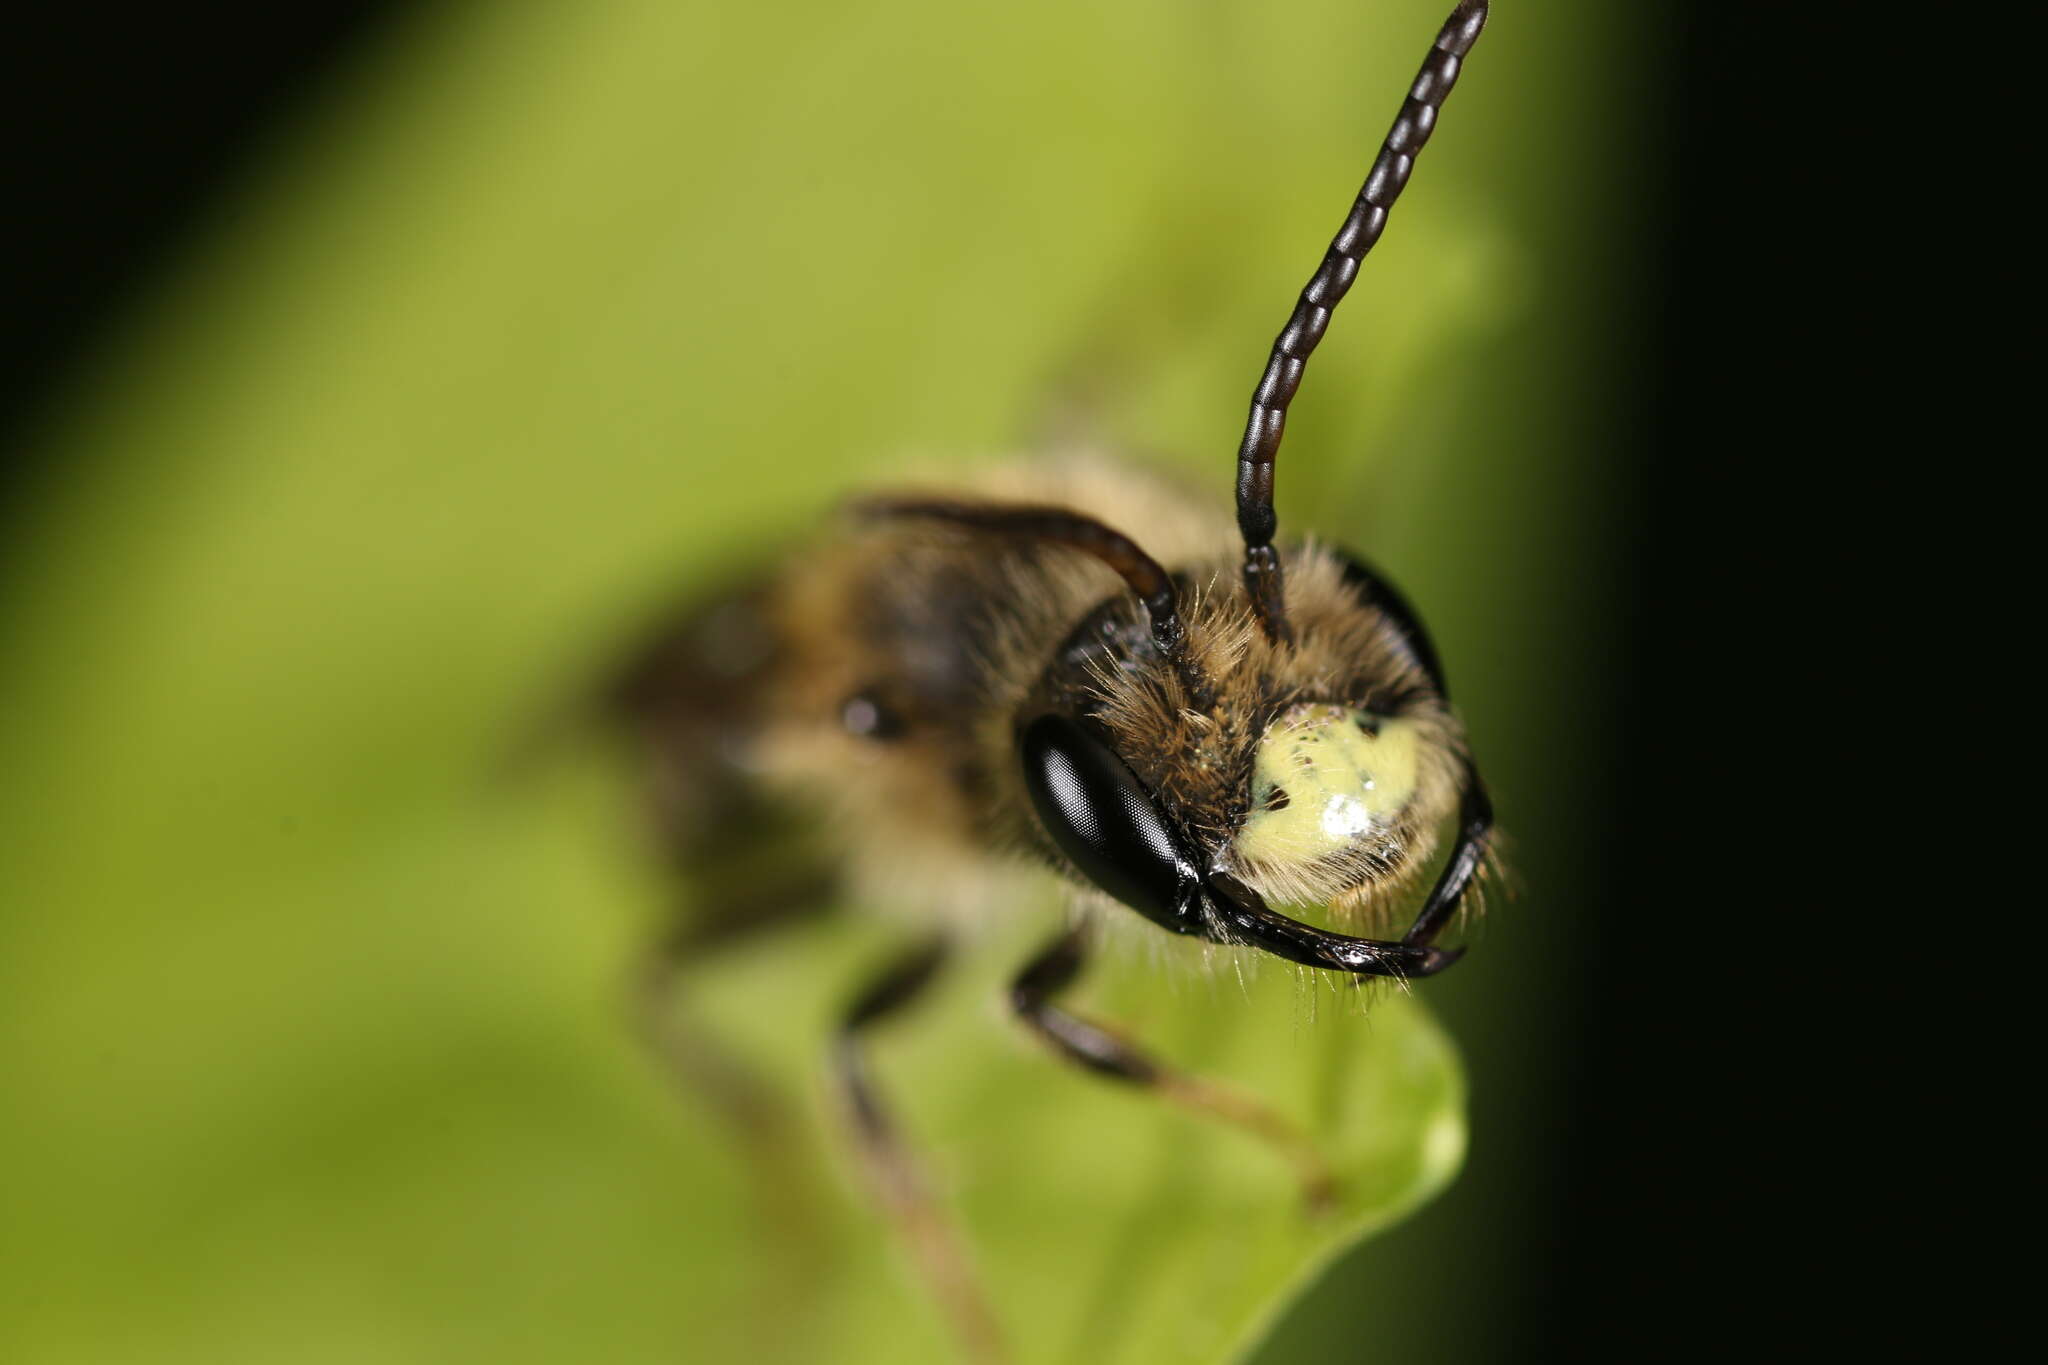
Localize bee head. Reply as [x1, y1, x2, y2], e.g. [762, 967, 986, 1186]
[1017, 545, 1469, 971]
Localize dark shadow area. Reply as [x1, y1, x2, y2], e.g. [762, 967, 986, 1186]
[1535, 0, 1885, 1351]
[3, 6, 407, 474]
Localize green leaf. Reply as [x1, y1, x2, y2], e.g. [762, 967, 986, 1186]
[0, 3, 1516, 1362]
[653, 909, 1465, 1365]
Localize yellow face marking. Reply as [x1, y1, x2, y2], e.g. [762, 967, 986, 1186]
[1236, 703, 1421, 870]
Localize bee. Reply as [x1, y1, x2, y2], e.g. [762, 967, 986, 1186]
[599, 2, 1494, 1357]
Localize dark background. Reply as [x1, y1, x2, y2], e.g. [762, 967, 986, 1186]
[4, 1, 1894, 1356]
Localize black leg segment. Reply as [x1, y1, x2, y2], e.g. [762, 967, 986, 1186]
[1009, 927, 1159, 1084]
[831, 936, 1009, 1365]
[834, 934, 951, 1146]
[631, 897, 827, 1138]
[853, 496, 1209, 706]
[1009, 925, 1337, 1209]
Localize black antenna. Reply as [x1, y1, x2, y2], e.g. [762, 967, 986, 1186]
[857, 498, 1211, 707]
[1235, 0, 1489, 644]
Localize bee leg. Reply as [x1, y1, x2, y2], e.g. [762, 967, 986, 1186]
[1009, 925, 1339, 1212]
[630, 894, 826, 1138]
[834, 936, 1010, 1365]
[627, 894, 844, 1348]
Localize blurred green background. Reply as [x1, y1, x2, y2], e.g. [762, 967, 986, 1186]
[2, 1, 1653, 1360]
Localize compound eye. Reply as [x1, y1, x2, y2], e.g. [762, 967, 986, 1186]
[1019, 714, 1195, 925]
